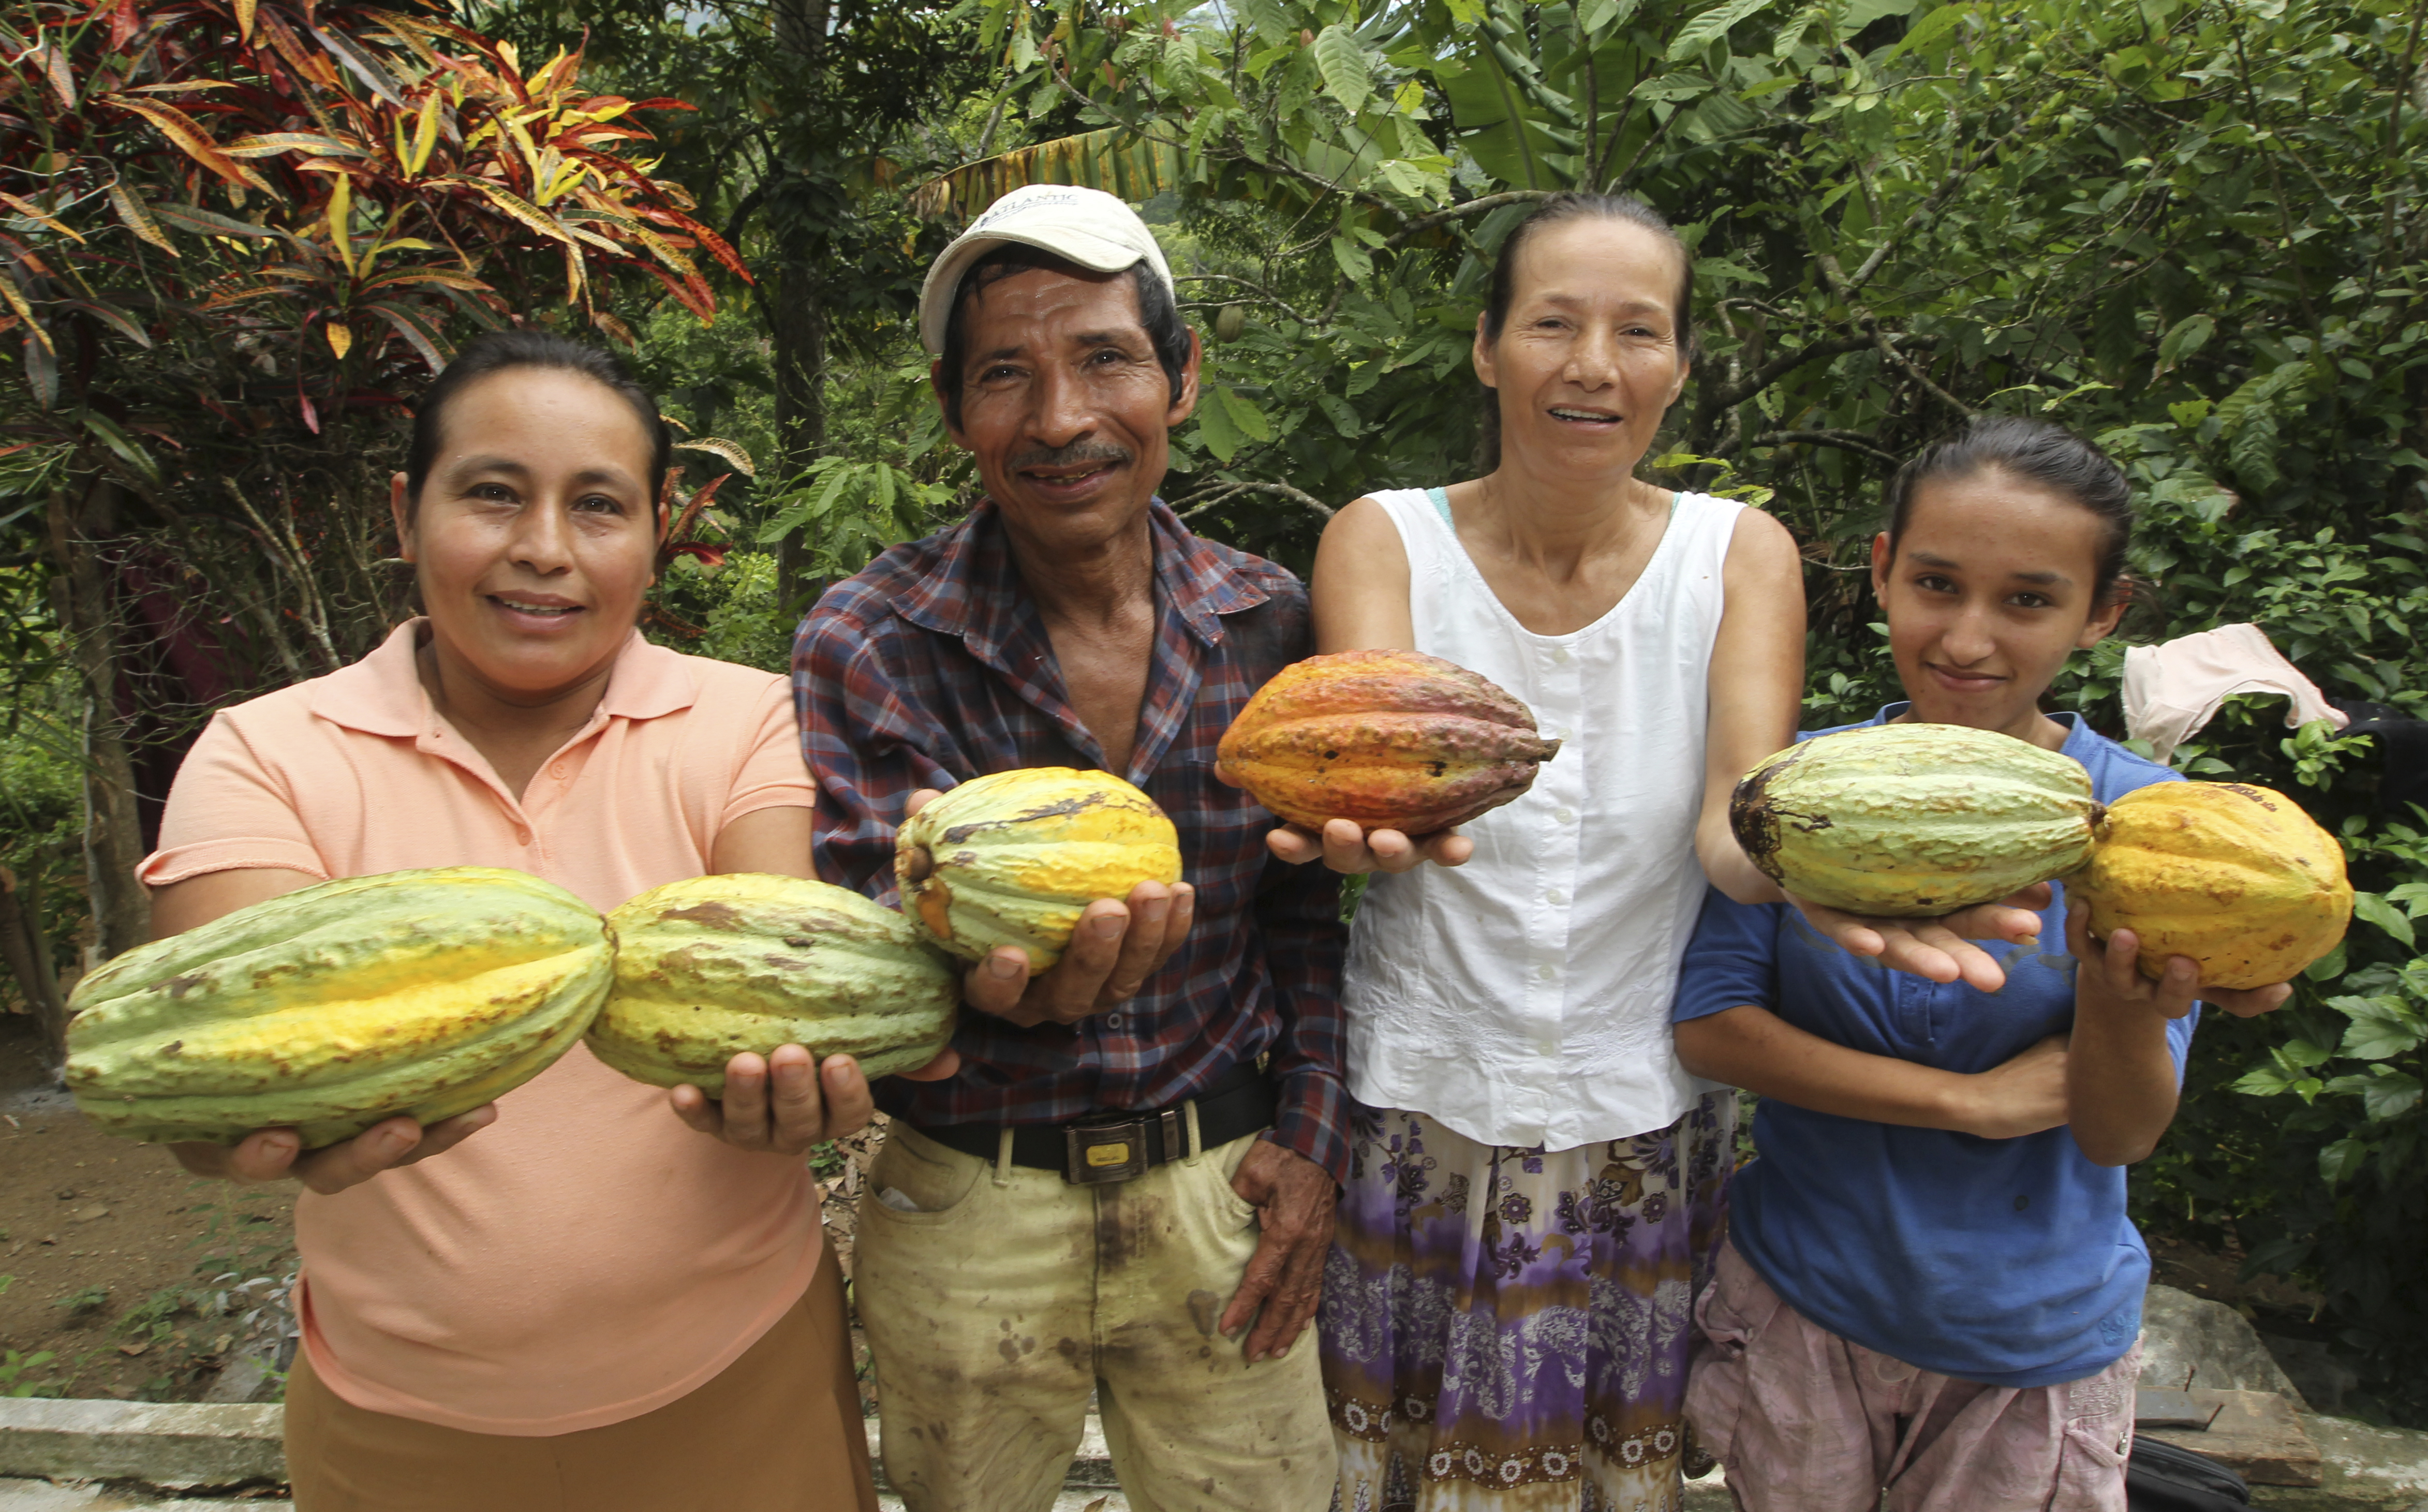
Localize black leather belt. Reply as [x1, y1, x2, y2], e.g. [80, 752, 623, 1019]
[908, 1061, 1278, 1185]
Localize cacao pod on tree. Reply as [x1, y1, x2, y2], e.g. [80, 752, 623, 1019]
[1730, 722, 2101, 916]
[2071, 781, 2352, 989]
[65, 868, 611, 1147]
[588, 874, 958, 1093]
[1215, 648, 1560, 835]
[896, 768, 1183, 972]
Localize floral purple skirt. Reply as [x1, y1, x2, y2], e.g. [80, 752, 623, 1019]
[1319, 1093, 1734, 1512]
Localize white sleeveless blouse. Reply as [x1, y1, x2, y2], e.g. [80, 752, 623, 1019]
[1341, 486, 1740, 1150]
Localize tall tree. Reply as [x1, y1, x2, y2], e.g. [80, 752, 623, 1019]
[1, 0, 738, 960]
[485, 0, 991, 609]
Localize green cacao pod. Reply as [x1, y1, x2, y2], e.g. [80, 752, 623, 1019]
[588, 873, 957, 1094]
[1214, 304, 1247, 343]
[896, 767, 1183, 971]
[65, 867, 611, 1148]
[1729, 722, 2101, 916]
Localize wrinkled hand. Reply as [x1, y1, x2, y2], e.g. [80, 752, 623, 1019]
[1263, 818, 1472, 874]
[1789, 883, 2053, 993]
[2063, 902, 2292, 1019]
[1219, 1140, 1337, 1363]
[672, 1043, 960, 1157]
[1949, 1034, 2072, 1140]
[169, 1106, 498, 1196]
[907, 789, 1195, 1029]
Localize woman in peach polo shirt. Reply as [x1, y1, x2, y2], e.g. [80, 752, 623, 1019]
[141, 332, 936, 1509]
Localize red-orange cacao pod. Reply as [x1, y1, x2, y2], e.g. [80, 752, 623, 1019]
[1216, 649, 1560, 836]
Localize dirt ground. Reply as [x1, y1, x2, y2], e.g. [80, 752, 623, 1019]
[0, 1011, 884, 1408]
[0, 1013, 298, 1402]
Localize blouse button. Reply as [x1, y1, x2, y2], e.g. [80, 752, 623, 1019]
[1105, 1014, 1122, 1031]
[550, 762, 568, 780]
[1551, 647, 1572, 665]
[1537, 963, 1558, 981]
[516, 828, 534, 846]
[1553, 807, 1576, 825]
[1546, 887, 1566, 906]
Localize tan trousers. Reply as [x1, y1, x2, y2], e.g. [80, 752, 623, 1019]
[855, 1123, 1337, 1512]
[285, 1251, 877, 1512]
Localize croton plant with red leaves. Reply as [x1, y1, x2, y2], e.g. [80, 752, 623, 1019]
[0, 0, 744, 440]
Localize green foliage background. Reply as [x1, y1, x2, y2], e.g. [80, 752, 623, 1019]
[9, 0, 2428, 1421]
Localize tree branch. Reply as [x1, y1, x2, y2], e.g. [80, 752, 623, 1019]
[1376, 190, 1553, 255]
[1176, 273, 1312, 324]
[1817, 253, 1971, 418]
[1750, 428, 1904, 464]
[1177, 479, 1336, 521]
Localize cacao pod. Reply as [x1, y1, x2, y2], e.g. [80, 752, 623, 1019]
[588, 874, 958, 1094]
[2071, 781, 2351, 989]
[896, 768, 1182, 971]
[65, 867, 610, 1148]
[1730, 722, 2100, 916]
[1215, 304, 1247, 343]
[1215, 648, 1561, 835]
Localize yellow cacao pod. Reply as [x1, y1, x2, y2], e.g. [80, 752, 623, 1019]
[1216, 648, 1560, 835]
[64, 867, 611, 1148]
[896, 767, 1182, 971]
[2072, 781, 2351, 989]
[1730, 722, 2101, 916]
[588, 873, 958, 1094]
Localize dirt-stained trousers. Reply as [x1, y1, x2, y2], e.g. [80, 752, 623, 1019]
[852, 1122, 1337, 1512]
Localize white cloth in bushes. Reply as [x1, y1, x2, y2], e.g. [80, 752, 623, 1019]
[2123, 622, 2346, 764]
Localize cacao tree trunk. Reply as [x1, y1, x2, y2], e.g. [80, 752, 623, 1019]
[768, 0, 832, 619]
[47, 472, 152, 960]
[0, 866, 69, 1074]
[769, 258, 830, 617]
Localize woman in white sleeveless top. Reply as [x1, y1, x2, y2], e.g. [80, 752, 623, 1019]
[1290, 194, 2015, 1512]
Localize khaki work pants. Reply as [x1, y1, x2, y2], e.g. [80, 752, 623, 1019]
[854, 1123, 1336, 1512]
[284, 1252, 876, 1512]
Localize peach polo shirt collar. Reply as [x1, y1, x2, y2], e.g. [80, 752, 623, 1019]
[307, 619, 699, 797]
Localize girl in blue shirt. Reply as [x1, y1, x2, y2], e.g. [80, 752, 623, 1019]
[1670, 416, 2292, 1511]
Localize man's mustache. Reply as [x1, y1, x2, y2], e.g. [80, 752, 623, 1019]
[1006, 440, 1132, 473]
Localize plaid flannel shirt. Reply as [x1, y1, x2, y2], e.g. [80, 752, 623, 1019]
[791, 498, 1350, 1181]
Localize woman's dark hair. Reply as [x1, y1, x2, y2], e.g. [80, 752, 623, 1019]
[934, 244, 1192, 431]
[403, 330, 671, 512]
[1883, 414, 2136, 603]
[1476, 192, 1695, 469]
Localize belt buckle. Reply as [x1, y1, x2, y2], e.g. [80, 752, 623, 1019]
[1064, 1116, 1149, 1185]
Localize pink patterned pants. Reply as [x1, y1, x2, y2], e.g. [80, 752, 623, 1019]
[1685, 1241, 2138, 1512]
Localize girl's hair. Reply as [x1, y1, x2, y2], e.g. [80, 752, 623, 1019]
[403, 331, 671, 512]
[1477, 192, 1695, 469]
[1883, 415, 2136, 604]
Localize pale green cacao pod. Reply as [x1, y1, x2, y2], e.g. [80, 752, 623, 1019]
[1729, 722, 2101, 916]
[65, 867, 612, 1148]
[896, 767, 1184, 972]
[588, 873, 957, 1094]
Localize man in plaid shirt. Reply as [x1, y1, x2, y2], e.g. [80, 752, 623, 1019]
[792, 185, 1346, 1509]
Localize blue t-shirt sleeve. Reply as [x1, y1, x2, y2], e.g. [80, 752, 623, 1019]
[1674, 887, 1784, 1022]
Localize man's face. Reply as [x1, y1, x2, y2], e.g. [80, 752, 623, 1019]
[936, 264, 1200, 548]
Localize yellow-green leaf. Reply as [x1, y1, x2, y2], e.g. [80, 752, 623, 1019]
[906, 128, 1187, 221]
[325, 170, 354, 278]
[0, 276, 52, 354]
[408, 91, 443, 176]
[0, 192, 85, 243]
[107, 182, 179, 256]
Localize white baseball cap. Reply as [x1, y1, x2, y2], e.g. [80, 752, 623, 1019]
[917, 184, 1176, 355]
